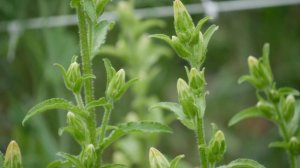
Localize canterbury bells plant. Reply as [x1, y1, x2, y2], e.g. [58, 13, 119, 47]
[151, 0, 265, 168]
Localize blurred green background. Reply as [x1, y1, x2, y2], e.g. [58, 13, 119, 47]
[0, 0, 300, 167]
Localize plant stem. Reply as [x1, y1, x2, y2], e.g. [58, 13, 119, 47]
[97, 106, 112, 167]
[273, 103, 296, 168]
[195, 113, 208, 168]
[74, 93, 84, 108]
[77, 6, 96, 144]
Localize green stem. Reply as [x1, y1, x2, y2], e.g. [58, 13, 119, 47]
[97, 106, 112, 167]
[273, 103, 296, 168]
[195, 114, 208, 168]
[74, 93, 84, 108]
[77, 6, 96, 144]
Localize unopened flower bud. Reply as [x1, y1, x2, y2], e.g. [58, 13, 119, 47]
[4, 140, 23, 168]
[248, 56, 258, 70]
[66, 111, 86, 143]
[173, 0, 194, 42]
[81, 144, 96, 167]
[106, 69, 126, 100]
[256, 101, 274, 117]
[283, 95, 295, 122]
[189, 68, 205, 95]
[177, 78, 197, 118]
[289, 137, 300, 155]
[149, 147, 170, 168]
[208, 130, 226, 163]
[171, 36, 192, 59]
[67, 61, 81, 84]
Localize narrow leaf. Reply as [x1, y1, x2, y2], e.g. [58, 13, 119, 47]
[118, 121, 172, 134]
[83, 0, 97, 22]
[56, 152, 83, 167]
[217, 159, 265, 168]
[23, 98, 84, 125]
[229, 107, 268, 126]
[103, 58, 116, 88]
[278, 87, 299, 96]
[47, 160, 72, 168]
[269, 141, 289, 149]
[203, 25, 218, 47]
[86, 97, 108, 110]
[149, 34, 172, 46]
[151, 102, 185, 119]
[170, 155, 185, 168]
[102, 164, 128, 168]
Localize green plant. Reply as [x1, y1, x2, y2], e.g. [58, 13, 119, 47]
[229, 44, 300, 168]
[2, 141, 23, 168]
[150, 0, 265, 167]
[21, 0, 171, 167]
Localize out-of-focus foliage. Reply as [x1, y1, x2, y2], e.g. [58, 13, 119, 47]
[0, 0, 300, 167]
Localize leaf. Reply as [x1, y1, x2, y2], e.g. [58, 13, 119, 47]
[217, 159, 265, 168]
[23, 98, 84, 125]
[86, 97, 108, 110]
[96, 0, 110, 16]
[118, 121, 172, 133]
[203, 24, 218, 47]
[102, 164, 128, 168]
[118, 78, 138, 99]
[229, 107, 269, 126]
[103, 58, 116, 88]
[278, 87, 299, 96]
[190, 16, 209, 43]
[83, 0, 97, 23]
[47, 160, 72, 168]
[269, 141, 289, 149]
[56, 152, 83, 168]
[101, 121, 172, 149]
[149, 34, 172, 46]
[170, 155, 185, 168]
[262, 43, 272, 79]
[151, 102, 185, 119]
[92, 20, 115, 56]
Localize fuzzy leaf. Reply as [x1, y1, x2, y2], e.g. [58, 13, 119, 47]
[56, 152, 83, 167]
[83, 0, 97, 23]
[170, 155, 185, 168]
[101, 121, 172, 149]
[96, 0, 110, 16]
[23, 98, 84, 125]
[92, 20, 115, 57]
[203, 25, 218, 47]
[151, 102, 185, 119]
[102, 164, 128, 168]
[217, 159, 265, 168]
[229, 107, 269, 126]
[86, 97, 108, 110]
[149, 34, 172, 46]
[103, 58, 116, 88]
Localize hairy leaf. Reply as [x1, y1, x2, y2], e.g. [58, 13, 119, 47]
[217, 159, 265, 168]
[83, 0, 97, 23]
[57, 152, 83, 168]
[229, 107, 269, 126]
[86, 97, 108, 110]
[203, 24, 218, 47]
[103, 58, 116, 88]
[47, 160, 72, 168]
[23, 98, 84, 125]
[170, 155, 185, 168]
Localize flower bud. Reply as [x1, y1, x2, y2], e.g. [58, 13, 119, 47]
[177, 78, 197, 118]
[289, 137, 300, 155]
[149, 147, 170, 168]
[189, 68, 205, 95]
[247, 56, 259, 76]
[171, 36, 192, 59]
[4, 140, 23, 168]
[256, 101, 274, 117]
[106, 69, 126, 100]
[67, 61, 81, 84]
[173, 0, 194, 42]
[283, 95, 295, 122]
[81, 144, 96, 167]
[66, 112, 86, 143]
[208, 130, 226, 163]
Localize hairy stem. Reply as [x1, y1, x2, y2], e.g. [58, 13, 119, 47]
[74, 93, 84, 108]
[97, 106, 112, 167]
[77, 6, 96, 144]
[195, 114, 208, 168]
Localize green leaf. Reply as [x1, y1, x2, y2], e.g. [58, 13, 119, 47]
[83, 0, 97, 23]
[190, 16, 209, 43]
[103, 58, 116, 88]
[118, 121, 172, 133]
[23, 98, 84, 125]
[149, 34, 172, 46]
[96, 0, 110, 16]
[269, 141, 289, 149]
[170, 155, 185, 168]
[229, 107, 269, 126]
[47, 160, 72, 168]
[92, 20, 115, 57]
[56, 152, 83, 168]
[278, 87, 299, 96]
[262, 43, 272, 79]
[102, 164, 128, 168]
[217, 159, 265, 168]
[101, 121, 172, 149]
[86, 97, 108, 110]
[203, 24, 218, 47]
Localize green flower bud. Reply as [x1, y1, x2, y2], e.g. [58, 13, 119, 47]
[289, 137, 300, 155]
[67, 61, 81, 84]
[171, 36, 192, 59]
[81, 144, 96, 168]
[208, 130, 226, 163]
[248, 56, 259, 76]
[4, 140, 23, 168]
[283, 95, 295, 122]
[189, 68, 205, 95]
[177, 78, 197, 118]
[66, 112, 86, 143]
[256, 101, 274, 117]
[149, 147, 170, 168]
[173, 0, 194, 42]
[106, 69, 126, 100]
